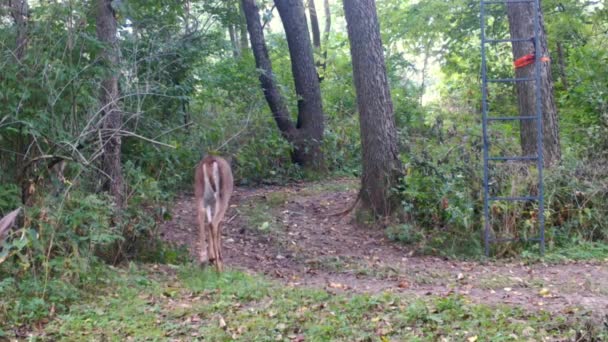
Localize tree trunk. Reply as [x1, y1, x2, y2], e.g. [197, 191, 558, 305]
[556, 41, 568, 90]
[307, 0, 331, 81]
[228, 24, 240, 58]
[343, 0, 403, 216]
[9, 0, 28, 60]
[8, 0, 31, 205]
[241, 0, 325, 170]
[238, 1, 249, 53]
[275, 0, 324, 168]
[307, 0, 321, 49]
[507, 1, 561, 167]
[321, 0, 330, 73]
[96, 0, 125, 207]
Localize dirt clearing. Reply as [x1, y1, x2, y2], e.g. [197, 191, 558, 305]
[161, 179, 608, 319]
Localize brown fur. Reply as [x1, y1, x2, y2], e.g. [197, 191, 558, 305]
[194, 156, 233, 272]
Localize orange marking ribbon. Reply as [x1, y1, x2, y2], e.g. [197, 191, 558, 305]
[514, 53, 550, 69]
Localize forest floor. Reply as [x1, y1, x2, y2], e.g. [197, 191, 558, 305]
[161, 178, 608, 320]
[27, 178, 608, 340]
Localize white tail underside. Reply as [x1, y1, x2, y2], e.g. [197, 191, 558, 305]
[202, 161, 220, 222]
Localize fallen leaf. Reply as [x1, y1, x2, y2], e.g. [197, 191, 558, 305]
[398, 280, 410, 289]
[219, 316, 227, 329]
[522, 326, 535, 337]
[467, 336, 478, 342]
[539, 288, 551, 297]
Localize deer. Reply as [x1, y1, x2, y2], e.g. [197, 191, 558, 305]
[194, 155, 233, 272]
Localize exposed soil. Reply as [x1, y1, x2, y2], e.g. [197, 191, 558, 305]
[161, 179, 608, 320]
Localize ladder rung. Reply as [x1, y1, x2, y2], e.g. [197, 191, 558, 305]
[487, 116, 538, 121]
[482, 0, 534, 4]
[489, 196, 538, 201]
[487, 77, 534, 83]
[489, 237, 542, 243]
[484, 38, 532, 44]
[488, 156, 538, 161]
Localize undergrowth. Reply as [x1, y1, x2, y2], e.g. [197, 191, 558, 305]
[24, 264, 605, 341]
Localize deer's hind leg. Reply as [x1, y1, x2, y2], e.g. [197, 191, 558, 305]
[197, 201, 209, 265]
[210, 202, 228, 272]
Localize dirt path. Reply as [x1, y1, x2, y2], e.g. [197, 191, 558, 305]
[161, 179, 608, 318]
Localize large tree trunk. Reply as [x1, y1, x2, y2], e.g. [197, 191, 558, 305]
[507, 1, 561, 167]
[343, 0, 403, 216]
[275, 0, 324, 168]
[241, 0, 325, 170]
[96, 0, 125, 207]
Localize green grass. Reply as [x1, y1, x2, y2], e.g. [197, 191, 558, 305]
[21, 264, 601, 341]
[526, 241, 608, 263]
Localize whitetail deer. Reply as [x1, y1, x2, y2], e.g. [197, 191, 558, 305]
[194, 156, 233, 272]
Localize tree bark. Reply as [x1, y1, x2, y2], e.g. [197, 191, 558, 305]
[275, 0, 324, 167]
[9, 0, 28, 60]
[321, 0, 330, 69]
[238, 1, 249, 53]
[307, 0, 331, 81]
[241, 0, 325, 170]
[343, 0, 403, 216]
[96, 0, 125, 207]
[307, 0, 321, 49]
[7, 0, 30, 205]
[507, 1, 561, 167]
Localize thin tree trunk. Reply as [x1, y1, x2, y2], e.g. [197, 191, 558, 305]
[228, 24, 240, 58]
[343, 0, 403, 216]
[556, 41, 568, 90]
[9, 0, 28, 60]
[507, 1, 561, 167]
[321, 0, 330, 72]
[241, 0, 325, 170]
[8, 0, 31, 205]
[420, 41, 431, 105]
[308, 0, 331, 81]
[238, 1, 249, 53]
[307, 0, 321, 49]
[96, 0, 125, 207]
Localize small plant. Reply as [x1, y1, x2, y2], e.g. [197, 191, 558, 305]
[386, 223, 423, 245]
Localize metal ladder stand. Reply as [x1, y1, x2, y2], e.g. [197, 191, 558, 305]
[480, 0, 545, 256]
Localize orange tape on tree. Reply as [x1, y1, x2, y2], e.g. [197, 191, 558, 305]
[514, 54, 550, 69]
